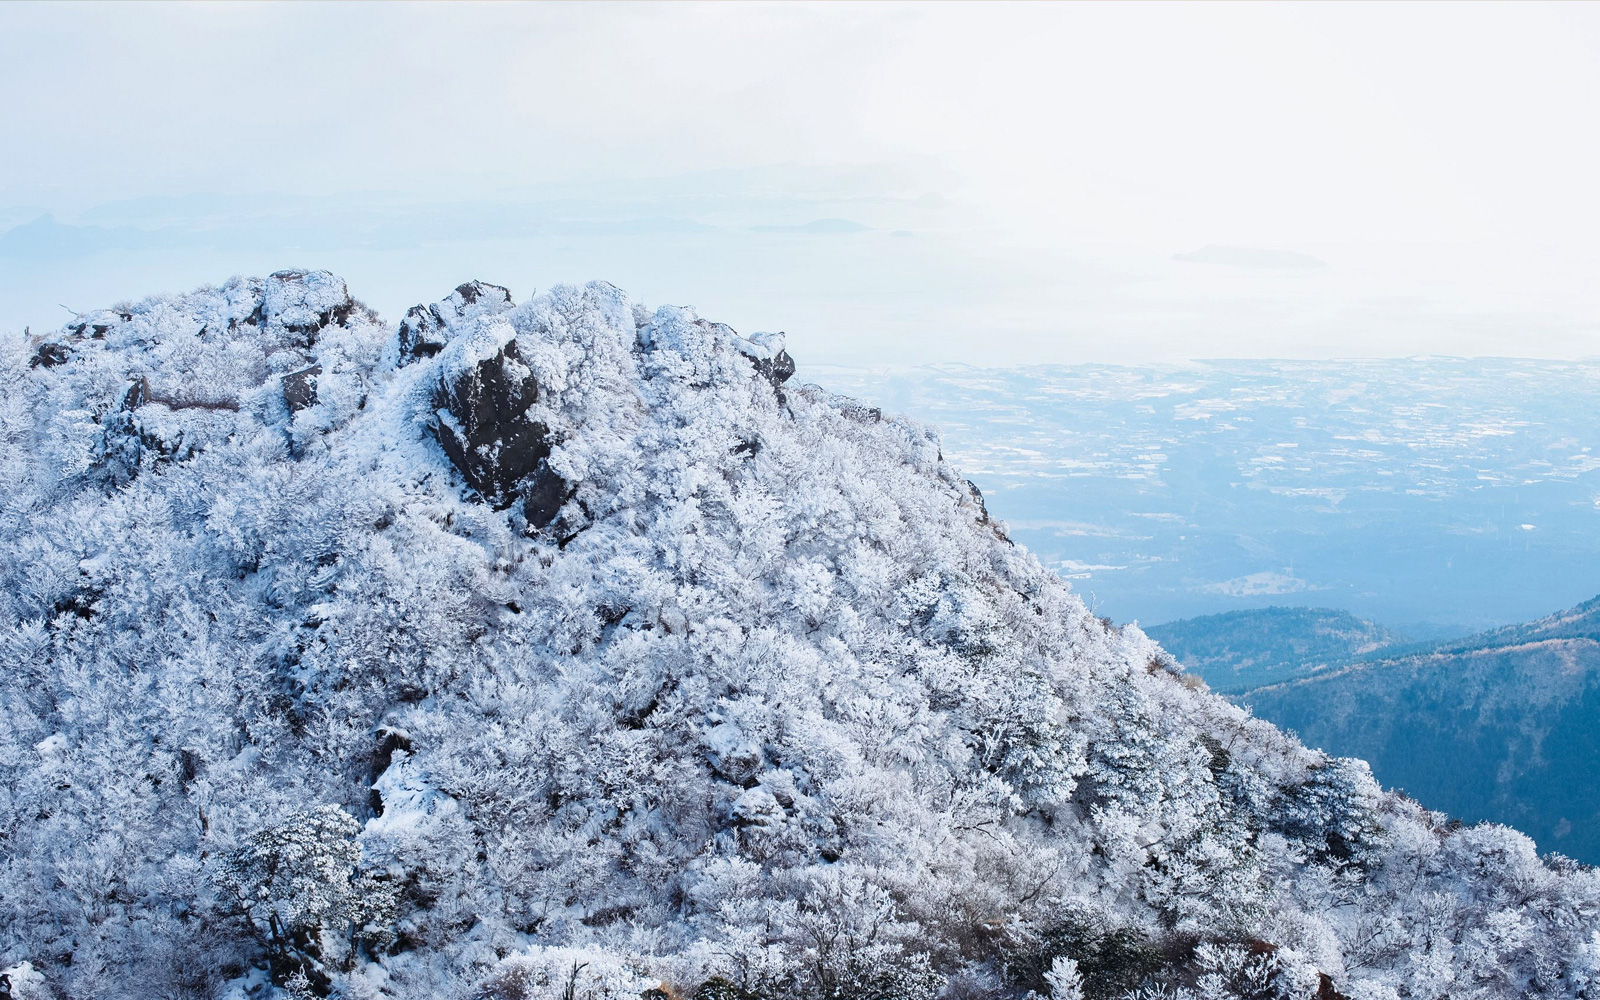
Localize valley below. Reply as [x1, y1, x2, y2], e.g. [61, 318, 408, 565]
[1154, 601, 1600, 864]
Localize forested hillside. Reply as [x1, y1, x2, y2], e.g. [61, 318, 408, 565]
[1238, 598, 1600, 864]
[1145, 609, 1404, 694]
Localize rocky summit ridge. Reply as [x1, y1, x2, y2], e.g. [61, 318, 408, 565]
[0, 271, 1597, 1000]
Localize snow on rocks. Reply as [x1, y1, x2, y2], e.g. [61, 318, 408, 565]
[282, 364, 321, 412]
[704, 722, 765, 785]
[429, 315, 566, 525]
[365, 749, 460, 839]
[397, 280, 516, 363]
[733, 330, 797, 391]
[0, 963, 48, 1000]
[261, 269, 353, 345]
[731, 787, 786, 828]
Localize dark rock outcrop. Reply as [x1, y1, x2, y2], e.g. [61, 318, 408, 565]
[283, 365, 321, 413]
[964, 479, 989, 523]
[369, 727, 413, 817]
[519, 463, 570, 529]
[398, 281, 515, 364]
[752, 347, 795, 390]
[731, 330, 795, 397]
[452, 280, 512, 310]
[1318, 973, 1351, 1000]
[397, 305, 446, 361]
[432, 337, 566, 527]
[29, 342, 72, 369]
[122, 376, 149, 411]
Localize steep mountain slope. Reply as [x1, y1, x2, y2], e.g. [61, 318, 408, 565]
[1, 273, 1597, 1000]
[1145, 609, 1405, 694]
[1240, 597, 1600, 864]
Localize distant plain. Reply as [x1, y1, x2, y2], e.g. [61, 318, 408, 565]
[813, 358, 1600, 637]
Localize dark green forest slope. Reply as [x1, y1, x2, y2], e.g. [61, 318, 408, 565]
[1163, 598, 1600, 862]
[1146, 608, 1405, 694]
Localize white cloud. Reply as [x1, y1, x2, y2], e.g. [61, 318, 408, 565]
[1201, 571, 1317, 598]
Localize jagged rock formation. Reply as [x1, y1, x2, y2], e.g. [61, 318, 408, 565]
[397, 280, 516, 363]
[431, 331, 560, 522]
[1, 274, 1597, 1000]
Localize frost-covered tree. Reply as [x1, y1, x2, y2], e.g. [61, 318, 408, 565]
[215, 805, 396, 989]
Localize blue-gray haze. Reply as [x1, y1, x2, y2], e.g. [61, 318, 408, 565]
[812, 359, 1600, 636]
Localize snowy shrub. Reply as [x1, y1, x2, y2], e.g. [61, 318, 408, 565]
[214, 805, 397, 990]
[1044, 956, 1085, 1000]
[1275, 757, 1384, 864]
[476, 947, 656, 1000]
[1186, 942, 1281, 1000]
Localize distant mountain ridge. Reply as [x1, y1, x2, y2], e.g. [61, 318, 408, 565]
[1160, 599, 1600, 863]
[1145, 608, 1405, 694]
[1422, 594, 1600, 653]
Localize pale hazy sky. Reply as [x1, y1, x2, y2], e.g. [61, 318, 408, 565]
[3, 1, 1600, 364]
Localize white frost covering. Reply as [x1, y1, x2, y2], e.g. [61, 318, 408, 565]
[261, 269, 350, 332]
[2, 963, 48, 1000]
[733, 329, 787, 361]
[433, 281, 516, 331]
[0, 274, 1596, 999]
[731, 787, 785, 829]
[365, 750, 459, 839]
[479, 946, 658, 1000]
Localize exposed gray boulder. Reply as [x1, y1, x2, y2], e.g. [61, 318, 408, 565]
[739, 331, 796, 390]
[757, 350, 796, 389]
[282, 365, 321, 413]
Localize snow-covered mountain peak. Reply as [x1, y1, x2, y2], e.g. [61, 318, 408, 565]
[1, 275, 1596, 1000]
